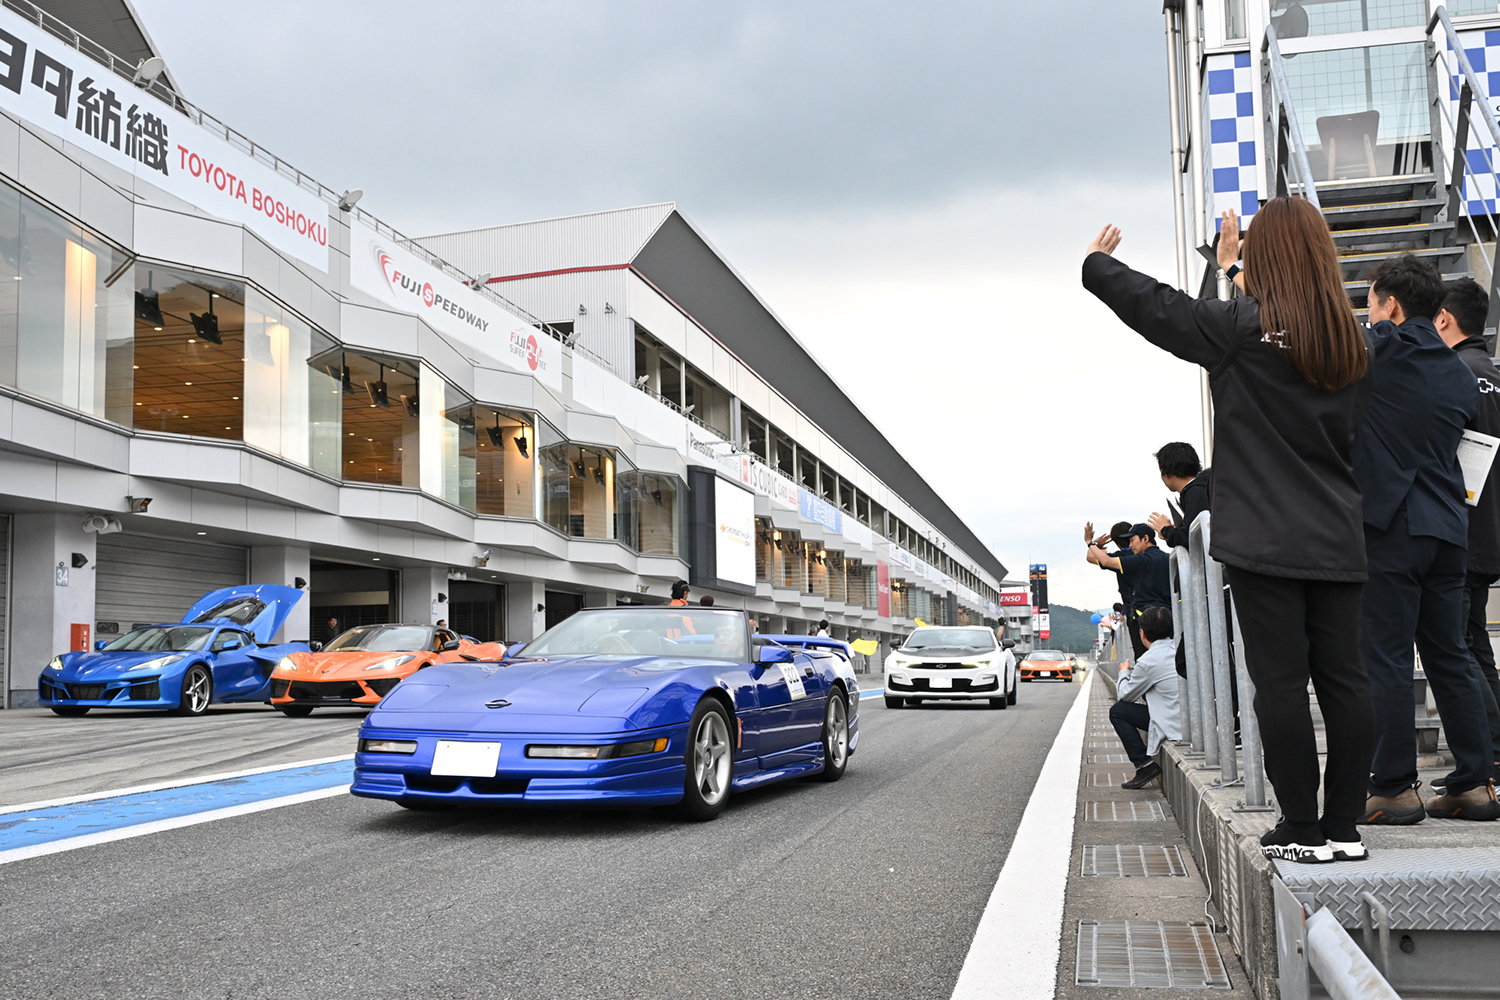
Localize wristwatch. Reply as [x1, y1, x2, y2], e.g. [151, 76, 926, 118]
[1224, 263, 1241, 279]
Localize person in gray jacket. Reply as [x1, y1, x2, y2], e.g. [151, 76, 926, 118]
[1111, 606, 1183, 789]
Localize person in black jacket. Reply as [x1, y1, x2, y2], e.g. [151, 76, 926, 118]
[1086, 520, 1142, 654]
[1354, 256, 1497, 824]
[1147, 443, 1211, 549]
[1083, 197, 1375, 864]
[1434, 278, 1500, 774]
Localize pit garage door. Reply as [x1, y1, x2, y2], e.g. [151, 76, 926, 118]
[95, 534, 248, 637]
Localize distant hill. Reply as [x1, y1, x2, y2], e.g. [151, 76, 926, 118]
[1042, 604, 1102, 654]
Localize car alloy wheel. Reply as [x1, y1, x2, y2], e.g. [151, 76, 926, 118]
[172, 665, 212, 717]
[816, 691, 849, 781]
[678, 700, 732, 820]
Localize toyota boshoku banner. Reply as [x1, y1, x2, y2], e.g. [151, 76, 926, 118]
[0, 10, 329, 271]
[349, 228, 562, 391]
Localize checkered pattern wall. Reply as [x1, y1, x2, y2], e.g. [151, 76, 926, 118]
[1205, 51, 1260, 231]
[1444, 30, 1500, 217]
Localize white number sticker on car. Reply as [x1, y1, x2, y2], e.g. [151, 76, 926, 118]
[778, 663, 807, 700]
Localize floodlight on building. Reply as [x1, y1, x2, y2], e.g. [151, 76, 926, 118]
[514, 433, 529, 458]
[682, 405, 695, 416]
[564, 330, 582, 347]
[577, 304, 587, 316]
[190, 310, 221, 345]
[133, 56, 166, 86]
[634, 375, 649, 389]
[338, 188, 363, 212]
[470, 273, 491, 290]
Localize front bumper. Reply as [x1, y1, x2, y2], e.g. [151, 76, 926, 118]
[1020, 666, 1073, 680]
[270, 677, 395, 707]
[39, 674, 175, 709]
[885, 671, 1001, 699]
[350, 722, 690, 807]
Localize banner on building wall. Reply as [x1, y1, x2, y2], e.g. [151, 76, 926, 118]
[744, 458, 799, 510]
[0, 9, 330, 270]
[876, 560, 891, 617]
[714, 476, 756, 588]
[887, 543, 914, 570]
[349, 228, 562, 391]
[799, 490, 842, 533]
[998, 591, 1029, 607]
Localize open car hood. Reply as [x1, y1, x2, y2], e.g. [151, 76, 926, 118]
[181, 584, 304, 644]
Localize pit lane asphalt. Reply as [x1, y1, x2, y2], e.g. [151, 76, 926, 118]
[0, 681, 1080, 1000]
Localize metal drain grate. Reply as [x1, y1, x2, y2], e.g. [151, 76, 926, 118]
[1081, 845, 1188, 877]
[1087, 800, 1167, 822]
[1087, 773, 1125, 786]
[1088, 740, 1123, 748]
[1076, 920, 1230, 988]
[1090, 753, 1130, 764]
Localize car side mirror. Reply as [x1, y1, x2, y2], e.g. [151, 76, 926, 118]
[94, 640, 107, 651]
[309, 641, 323, 652]
[757, 645, 794, 664]
[506, 643, 525, 658]
[440, 639, 461, 651]
[1002, 639, 1016, 649]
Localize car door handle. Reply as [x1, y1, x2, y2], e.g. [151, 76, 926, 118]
[803, 668, 814, 677]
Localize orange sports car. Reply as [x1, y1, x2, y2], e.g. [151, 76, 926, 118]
[269, 623, 507, 716]
[1019, 649, 1075, 682]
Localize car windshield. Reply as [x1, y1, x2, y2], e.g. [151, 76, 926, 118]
[523, 609, 750, 661]
[900, 628, 996, 653]
[324, 625, 435, 653]
[1029, 650, 1067, 661]
[190, 596, 266, 626]
[102, 626, 214, 652]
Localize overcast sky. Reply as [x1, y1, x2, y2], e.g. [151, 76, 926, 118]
[133, 0, 1204, 610]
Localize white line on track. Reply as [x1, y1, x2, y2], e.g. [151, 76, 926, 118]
[0, 785, 350, 866]
[949, 668, 1095, 1000]
[0, 754, 355, 815]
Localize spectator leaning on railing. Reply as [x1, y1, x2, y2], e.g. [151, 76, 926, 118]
[1082, 196, 1376, 865]
[1434, 278, 1500, 773]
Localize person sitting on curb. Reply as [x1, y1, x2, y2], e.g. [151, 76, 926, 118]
[1111, 606, 1183, 789]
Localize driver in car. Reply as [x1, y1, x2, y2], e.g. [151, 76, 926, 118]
[711, 617, 743, 657]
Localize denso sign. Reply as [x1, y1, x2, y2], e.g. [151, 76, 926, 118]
[349, 229, 561, 391]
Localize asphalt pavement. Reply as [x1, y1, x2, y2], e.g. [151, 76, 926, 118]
[0, 682, 1079, 1000]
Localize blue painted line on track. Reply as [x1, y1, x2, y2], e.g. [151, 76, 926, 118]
[0, 761, 353, 852]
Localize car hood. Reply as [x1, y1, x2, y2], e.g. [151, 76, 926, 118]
[286, 649, 431, 679]
[365, 655, 723, 735]
[181, 584, 304, 644]
[57, 650, 188, 677]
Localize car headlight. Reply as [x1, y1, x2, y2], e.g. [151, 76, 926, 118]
[136, 655, 182, 672]
[46, 656, 63, 672]
[365, 655, 416, 672]
[274, 656, 298, 674]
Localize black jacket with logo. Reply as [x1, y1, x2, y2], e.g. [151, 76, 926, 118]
[1083, 253, 1373, 581]
[1161, 469, 1212, 549]
[1456, 334, 1500, 574]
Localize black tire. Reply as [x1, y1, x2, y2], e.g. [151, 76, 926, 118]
[1007, 680, 1018, 706]
[816, 690, 850, 782]
[1021, 677, 1032, 683]
[50, 705, 89, 717]
[884, 695, 904, 709]
[678, 699, 733, 821]
[172, 664, 213, 716]
[277, 705, 314, 717]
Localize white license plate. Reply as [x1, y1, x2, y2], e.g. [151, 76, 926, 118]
[929, 675, 953, 689]
[431, 740, 501, 777]
[1041, 671, 1052, 677]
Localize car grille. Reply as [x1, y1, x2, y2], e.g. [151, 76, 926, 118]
[271, 679, 291, 698]
[366, 677, 400, 696]
[908, 661, 967, 670]
[288, 680, 365, 701]
[128, 678, 160, 700]
[66, 683, 108, 699]
[404, 775, 530, 795]
[38, 678, 61, 700]
[889, 677, 999, 693]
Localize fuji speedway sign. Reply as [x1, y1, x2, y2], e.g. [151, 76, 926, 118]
[349, 227, 561, 391]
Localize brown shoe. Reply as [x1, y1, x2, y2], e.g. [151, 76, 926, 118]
[1425, 780, 1500, 821]
[1359, 786, 1425, 825]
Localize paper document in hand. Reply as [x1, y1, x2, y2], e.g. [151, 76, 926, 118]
[1458, 430, 1500, 506]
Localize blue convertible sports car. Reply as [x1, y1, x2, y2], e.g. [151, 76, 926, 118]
[39, 585, 308, 717]
[351, 607, 858, 819]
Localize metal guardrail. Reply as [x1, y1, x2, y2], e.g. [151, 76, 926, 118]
[1261, 25, 1323, 211]
[1173, 511, 1268, 809]
[1275, 878, 1403, 1000]
[1427, 5, 1500, 333]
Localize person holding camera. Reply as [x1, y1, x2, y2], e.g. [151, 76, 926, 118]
[1083, 197, 1375, 864]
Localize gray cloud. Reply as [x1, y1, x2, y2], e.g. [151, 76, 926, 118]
[132, 0, 1168, 232]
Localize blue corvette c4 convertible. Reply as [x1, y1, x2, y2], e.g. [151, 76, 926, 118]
[39, 584, 309, 717]
[351, 607, 858, 819]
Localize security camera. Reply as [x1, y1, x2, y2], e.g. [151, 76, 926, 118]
[472, 548, 493, 568]
[126, 496, 152, 513]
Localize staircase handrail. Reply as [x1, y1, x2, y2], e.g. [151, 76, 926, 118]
[1261, 25, 1322, 212]
[1429, 7, 1500, 154]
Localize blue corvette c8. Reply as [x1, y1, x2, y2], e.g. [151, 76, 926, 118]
[351, 608, 858, 819]
[39, 585, 309, 717]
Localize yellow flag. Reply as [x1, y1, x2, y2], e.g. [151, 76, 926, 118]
[914, 617, 928, 627]
[851, 639, 878, 656]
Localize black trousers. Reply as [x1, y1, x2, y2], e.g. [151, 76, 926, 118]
[1109, 699, 1152, 767]
[1126, 612, 1147, 660]
[1364, 518, 1495, 796]
[1461, 572, 1500, 760]
[1224, 565, 1373, 825]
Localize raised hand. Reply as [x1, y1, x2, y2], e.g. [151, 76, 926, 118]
[1084, 521, 1096, 544]
[1218, 209, 1241, 271]
[1147, 512, 1170, 532]
[1086, 225, 1122, 258]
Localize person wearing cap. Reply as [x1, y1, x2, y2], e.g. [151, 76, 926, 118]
[1087, 524, 1171, 658]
